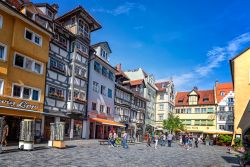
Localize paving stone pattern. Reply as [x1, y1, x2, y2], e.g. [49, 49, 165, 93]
[0, 141, 239, 167]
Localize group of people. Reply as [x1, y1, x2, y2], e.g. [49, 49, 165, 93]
[108, 131, 128, 149]
[146, 131, 174, 149]
[180, 134, 200, 150]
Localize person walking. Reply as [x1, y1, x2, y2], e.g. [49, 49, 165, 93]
[167, 133, 173, 147]
[1, 119, 9, 147]
[146, 132, 151, 147]
[151, 131, 155, 143]
[161, 133, 166, 146]
[113, 131, 118, 147]
[122, 131, 128, 149]
[108, 131, 114, 147]
[194, 137, 199, 148]
[154, 133, 159, 149]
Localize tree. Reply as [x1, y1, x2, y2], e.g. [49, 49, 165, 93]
[163, 113, 184, 133]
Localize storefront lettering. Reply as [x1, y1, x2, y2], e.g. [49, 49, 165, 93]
[0, 98, 39, 110]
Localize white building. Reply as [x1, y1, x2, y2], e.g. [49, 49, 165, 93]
[215, 82, 234, 131]
[155, 80, 175, 130]
[87, 42, 119, 139]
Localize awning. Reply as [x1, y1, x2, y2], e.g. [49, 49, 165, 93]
[203, 130, 233, 135]
[89, 118, 126, 127]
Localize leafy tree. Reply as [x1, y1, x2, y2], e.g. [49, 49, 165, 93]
[163, 113, 184, 133]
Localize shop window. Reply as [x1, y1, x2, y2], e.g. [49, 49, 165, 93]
[0, 43, 7, 61]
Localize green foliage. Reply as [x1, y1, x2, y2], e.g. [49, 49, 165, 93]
[218, 135, 233, 145]
[234, 138, 243, 147]
[162, 113, 184, 133]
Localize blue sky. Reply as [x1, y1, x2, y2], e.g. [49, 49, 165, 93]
[33, 0, 250, 91]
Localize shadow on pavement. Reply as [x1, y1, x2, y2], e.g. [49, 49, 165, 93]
[221, 156, 239, 166]
[1, 146, 49, 154]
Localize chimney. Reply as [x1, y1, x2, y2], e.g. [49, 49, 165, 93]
[116, 64, 122, 72]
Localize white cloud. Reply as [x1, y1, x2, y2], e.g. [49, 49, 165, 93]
[92, 2, 146, 16]
[158, 32, 250, 91]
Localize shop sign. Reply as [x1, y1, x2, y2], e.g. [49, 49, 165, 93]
[0, 97, 41, 111]
[186, 126, 198, 130]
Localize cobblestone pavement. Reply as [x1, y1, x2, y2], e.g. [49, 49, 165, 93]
[0, 141, 239, 167]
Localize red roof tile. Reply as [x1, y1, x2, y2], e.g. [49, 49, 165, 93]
[130, 79, 144, 86]
[216, 82, 233, 103]
[175, 89, 215, 106]
[155, 81, 170, 92]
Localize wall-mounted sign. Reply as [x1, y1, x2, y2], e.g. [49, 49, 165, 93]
[0, 97, 42, 111]
[187, 126, 198, 130]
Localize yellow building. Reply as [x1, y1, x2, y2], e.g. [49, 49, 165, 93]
[230, 47, 250, 144]
[0, 1, 51, 141]
[175, 88, 217, 136]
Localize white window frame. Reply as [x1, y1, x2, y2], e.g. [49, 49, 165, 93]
[0, 79, 4, 95]
[14, 52, 43, 75]
[12, 83, 41, 101]
[24, 28, 43, 46]
[0, 15, 3, 29]
[0, 42, 7, 61]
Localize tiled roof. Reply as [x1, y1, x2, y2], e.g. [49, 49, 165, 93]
[130, 79, 144, 86]
[155, 81, 170, 92]
[216, 82, 233, 103]
[175, 89, 215, 106]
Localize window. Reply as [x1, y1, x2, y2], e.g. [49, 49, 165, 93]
[0, 79, 4, 95]
[25, 28, 42, 46]
[160, 93, 164, 100]
[228, 125, 234, 131]
[108, 71, 114, 81]
[50, 58, 65, 72]
[12, 84, 40, 101]
[102, 67, 108, 77]
[219, 106, 225, 112]
[178, 99, 183, 104]
[25, 10, 34, 20]
[228, 98, 234, 105]
[158, 114, 164, 121]
[0, 15, 2, 29]
[71, 16, 76, 25]
[186, 108, 191, 113]
[108, 89, 112, 98]
[182, 119, 191, 125]
[78, 19, 89, 37]
[23, 87, 31, 99]
[100, 105, 104, 113]
[75, 66, 86, 78]
[0, 43, 7, 61]
[207, 108, 213, 113]
[92, 102, 96, 111]
[229, 106, 234, 112]
[107, 107, 110, 115]
[195, 108, 200, 113]
[159, 104, 164, 110]
[47, 10, 53, 18]
[14, 53, 43, 74]
[180, 109, 185, 113]
[94, 61, 101, 73]
[219, 125, 225, 130]
[101, 85, 106, 95]
[48, 86, 64, 99]
[203, 98, 209, 102]
[59, 36, 67, 47]
[175, 109, 180, 114]
[219, 115, 226, 121]
[101, 48, 108, 59]
[220, 91, 225, 96]
[201, 108, 206, 113]
[93, 81, 99, 93]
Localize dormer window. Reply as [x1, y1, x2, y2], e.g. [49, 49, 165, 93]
[161, 83, 167, 88]
[178, 99, 183, 104]
[101, 48, 108, 60]
[47, 10, 53, 18]
[203, 98, 209, 102]
[26, 10, 34, 20]
[188, 95, 198, 105]
[220, 91, 225, 96]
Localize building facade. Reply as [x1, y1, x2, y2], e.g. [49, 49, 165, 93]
[87, 42, 121, 139]
[0, 1, 51, 141]
[175, 88, 217, 136]
[214, 82, 234, 132]
[230, 47, 250, 145]
[124, 68, 157, 131]
[155, 81, 175, 130]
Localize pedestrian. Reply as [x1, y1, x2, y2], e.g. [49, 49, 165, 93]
[152, 131, 155, 143]
[161, 133, 166, 146]
[146, 132, 151, 147]
[154, 133, 159, 149]
[108, 131, 114, 147]
[194, 137, 199, 148]
[1, 119, 9, 147]
[167, 133, 173, 147]
[182, 135, 186, 146]
[122, 131, 128, 149]
[113, 131, 118, 146]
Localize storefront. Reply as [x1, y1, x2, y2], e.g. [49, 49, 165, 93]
[89, 118, 125, 139]
[0, 96, 43, 144]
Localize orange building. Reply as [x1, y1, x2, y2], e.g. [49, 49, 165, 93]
[0, 1, 51, 141]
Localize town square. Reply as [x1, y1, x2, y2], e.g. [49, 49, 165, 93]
[1, 0, 250, 166]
